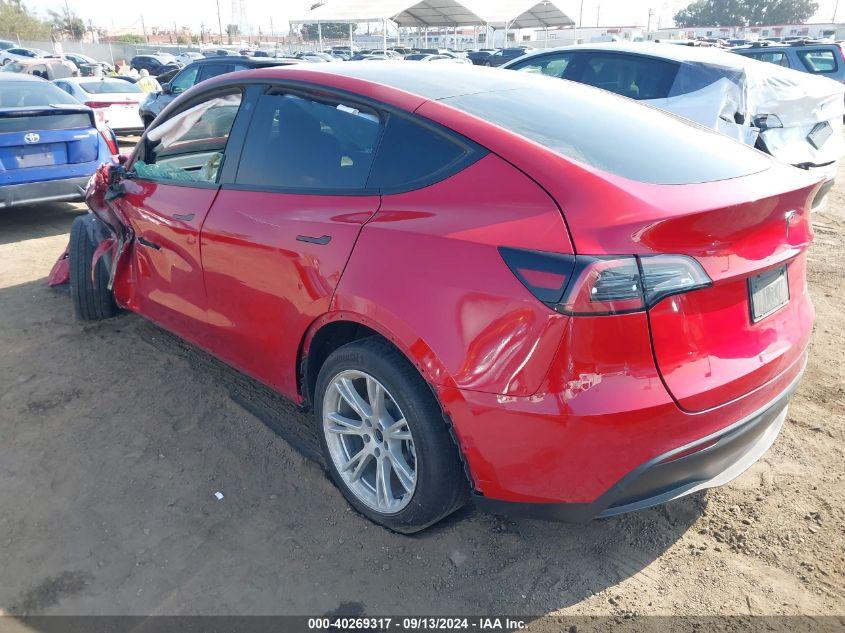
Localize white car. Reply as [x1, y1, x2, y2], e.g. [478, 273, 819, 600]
[405, 53, 471, 64]
[176, 51, 204, 66]
[504, 42, 845, 204]
[52, 76, 145, 135]
[0, 47, 49, 65]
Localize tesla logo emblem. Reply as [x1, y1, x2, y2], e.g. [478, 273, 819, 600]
[784, 210, 798, 238]
[24, 132, 40, 144]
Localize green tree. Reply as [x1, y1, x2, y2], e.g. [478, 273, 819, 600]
[674, 0, 818, 27]
[302, 22, 356, 40]
[0, 0, 51, 40]
[115, 34, 145, 44]
[47, 8, 85, 40]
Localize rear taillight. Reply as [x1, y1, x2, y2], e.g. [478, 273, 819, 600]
[98, 127, 119, 155]
[638, 254, 712, 306]
[499, 248, 711, 316]
[85, 101, 118, 108]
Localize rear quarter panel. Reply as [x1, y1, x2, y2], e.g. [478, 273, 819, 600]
[333, 153, 572, 396]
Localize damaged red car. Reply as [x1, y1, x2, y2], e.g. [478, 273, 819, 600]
[56, 63, 820, 532]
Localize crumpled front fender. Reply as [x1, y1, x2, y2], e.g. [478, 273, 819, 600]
[47, 162, 134, 291]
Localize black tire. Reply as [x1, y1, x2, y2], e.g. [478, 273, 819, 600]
[69, 216, 118, 321]
[314, 337, 469, 533]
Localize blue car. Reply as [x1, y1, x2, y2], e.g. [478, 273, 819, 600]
[0, 73, 115, 208]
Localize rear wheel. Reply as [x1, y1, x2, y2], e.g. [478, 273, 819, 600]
[314, 337, 468, 533]
[69, 216, 118, 321]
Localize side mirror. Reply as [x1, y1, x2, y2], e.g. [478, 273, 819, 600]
[162, 82, 172, 94]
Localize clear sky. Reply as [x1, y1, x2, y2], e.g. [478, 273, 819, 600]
[22, 0, 845, 33]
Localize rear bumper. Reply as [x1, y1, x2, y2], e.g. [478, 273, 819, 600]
[471, 360, 803, 522]
[0, 175, 89, 209]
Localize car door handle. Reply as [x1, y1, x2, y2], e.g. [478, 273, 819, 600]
[172, 213, 195, 221]
[137, 236, 161, 250]
[296, 234, 332, 245]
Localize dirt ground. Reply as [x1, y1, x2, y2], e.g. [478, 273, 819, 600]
[0, 157, 843, 623]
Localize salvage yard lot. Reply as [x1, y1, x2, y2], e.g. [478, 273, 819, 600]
[0, 160, 843, 620]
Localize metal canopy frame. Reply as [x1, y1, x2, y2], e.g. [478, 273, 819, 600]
[393, 0, 486, 27]
[500, 1, 575, 29]
[290, 0, 485, 27]
[477, 0, 574, 28]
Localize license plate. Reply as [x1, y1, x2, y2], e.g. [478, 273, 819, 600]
[749, 266, 789, 322]
[17, 145, 55, 168]
[807, 122, 833, 149]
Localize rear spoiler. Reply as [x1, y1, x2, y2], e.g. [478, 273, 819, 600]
[0, 104, 92, 117]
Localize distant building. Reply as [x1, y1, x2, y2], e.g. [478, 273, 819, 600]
[533, 25, 645, 46]
[652, 22, 845, 42]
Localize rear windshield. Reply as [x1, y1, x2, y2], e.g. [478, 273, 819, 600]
[0, 81, 79, 108]
[440, 76, 771, 185]
[0, 112, 91, 133]
[80, 80, 142, 94]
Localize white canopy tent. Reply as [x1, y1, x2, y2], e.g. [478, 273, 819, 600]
[290, 0, 488, 53]
[472, 1, 574, 48]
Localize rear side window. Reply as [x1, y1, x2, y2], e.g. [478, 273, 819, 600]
[744, 51, 790, 67]
[196, 63, 230, 83]
[577, 53, 678, 100]
[235, 92, 381, 191]
[441, 76, 771, 185]
[798, 49, 837, 73]
[509, 53, 573, 78]
[367, 114, 479, 192]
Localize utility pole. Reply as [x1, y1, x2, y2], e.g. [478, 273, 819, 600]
[216, 0, 224, 44]
[834, 0, 841, 22]
[575, 0, 584, 44]
[596, 4, 600, 27]
[647, 8, 654, 34]
[141, 14, 148, 46]
[63, 0, 71, 37]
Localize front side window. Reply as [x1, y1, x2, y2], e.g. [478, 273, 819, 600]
[799, 49, 837, 73]
[235, 92, 381, 191]
[510, 53, 573, 78]
[134, 91, 242, 184]
[578, 53, 678, 100]
[169, 65, 199, 94]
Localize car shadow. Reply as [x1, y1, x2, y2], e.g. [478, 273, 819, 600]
[0, 202, 87, 246]
[0, 277, 703, 617]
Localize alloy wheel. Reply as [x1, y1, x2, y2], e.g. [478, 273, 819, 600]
[322, 370, 417, 514]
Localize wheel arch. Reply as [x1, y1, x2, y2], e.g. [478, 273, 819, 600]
[297, 310, 455, 410]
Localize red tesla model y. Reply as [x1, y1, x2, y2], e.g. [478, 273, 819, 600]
[62, 63, 820, 532]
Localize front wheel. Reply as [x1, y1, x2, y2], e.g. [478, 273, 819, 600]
[314, 337, 468, 533]
[69, 216, 118, 321]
